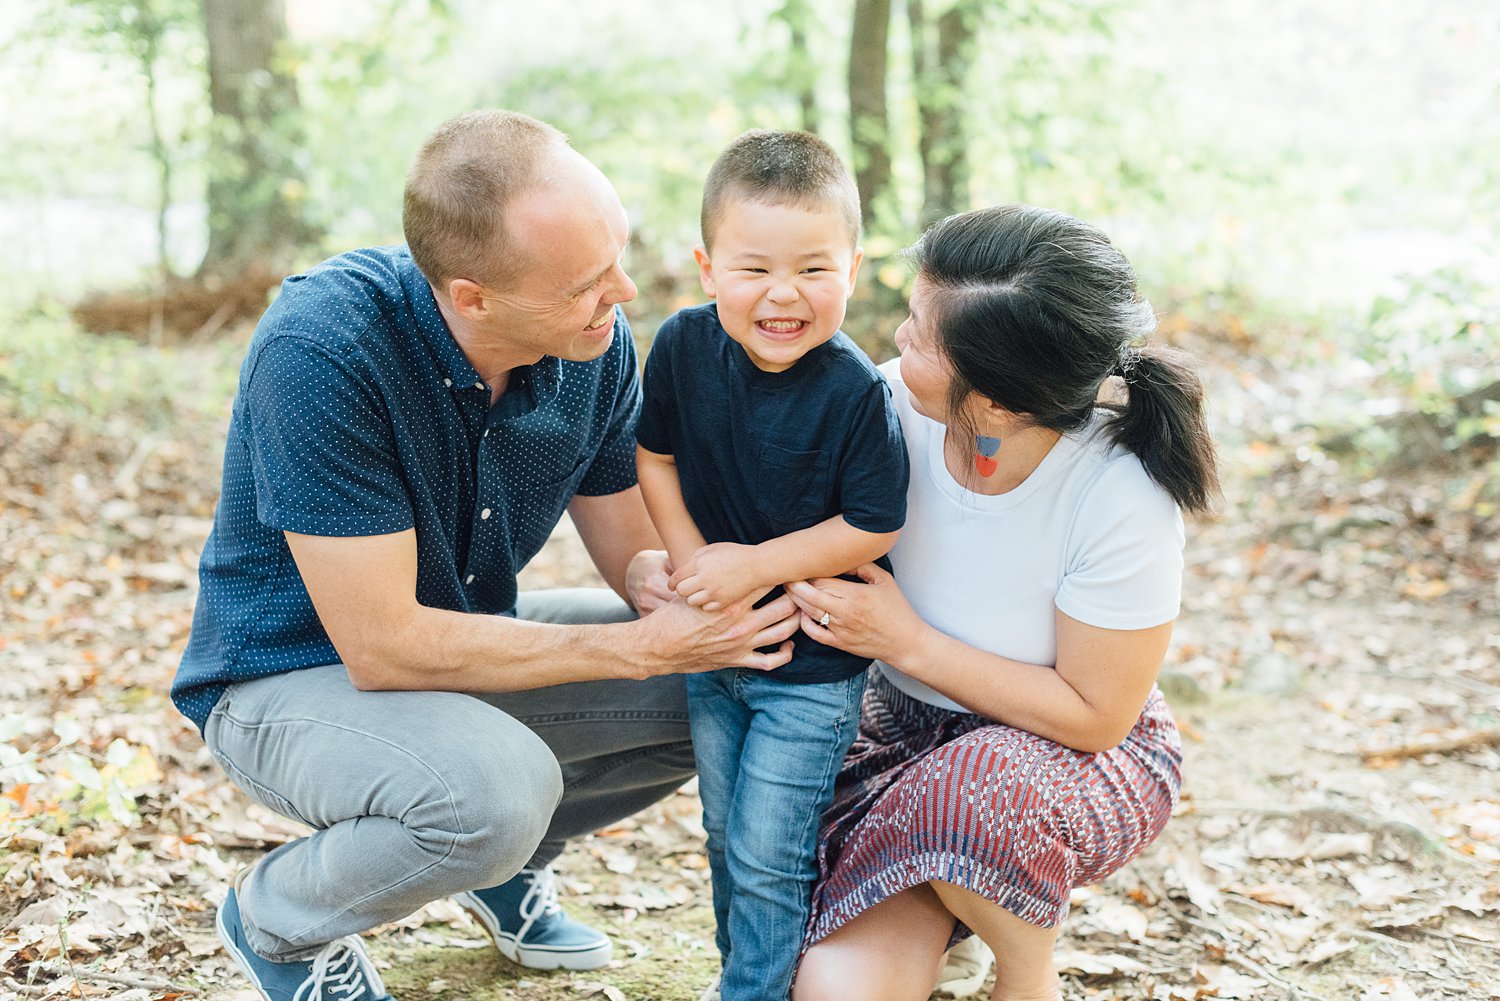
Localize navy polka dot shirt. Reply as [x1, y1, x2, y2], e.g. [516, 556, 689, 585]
[171, 246, 641, 732]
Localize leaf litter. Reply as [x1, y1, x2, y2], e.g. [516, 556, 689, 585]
[1, 329, 1497, 999]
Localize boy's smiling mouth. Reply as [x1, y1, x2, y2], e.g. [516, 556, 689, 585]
[755, 318, 808, 338]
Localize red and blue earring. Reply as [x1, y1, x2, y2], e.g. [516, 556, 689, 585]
[975, 434, 1001, 476]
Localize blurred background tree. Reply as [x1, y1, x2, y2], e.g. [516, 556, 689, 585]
[1, 0, 1496, 485]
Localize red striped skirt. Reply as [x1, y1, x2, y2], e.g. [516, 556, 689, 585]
[805, 671, 1182, 947]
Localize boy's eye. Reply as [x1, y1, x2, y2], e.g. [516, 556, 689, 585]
[801, 267, 828, 274]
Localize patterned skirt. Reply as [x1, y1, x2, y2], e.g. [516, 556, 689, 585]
[805, 671, 1182, 947]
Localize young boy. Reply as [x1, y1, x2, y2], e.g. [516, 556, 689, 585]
[635, 130, 909, 1001]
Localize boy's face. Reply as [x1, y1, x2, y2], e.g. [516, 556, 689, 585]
[694, 198, 862, 373]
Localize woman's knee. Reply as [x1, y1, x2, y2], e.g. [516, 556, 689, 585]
[793, 942, 933, 1001]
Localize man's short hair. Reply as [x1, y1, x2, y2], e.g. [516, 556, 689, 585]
[700, 129, 861, 252]
[402, 110, 568, 291]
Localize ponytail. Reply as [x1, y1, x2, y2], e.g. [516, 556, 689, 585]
[1103, 345, 1220, 515]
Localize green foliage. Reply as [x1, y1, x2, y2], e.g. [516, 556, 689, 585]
[0, 305, 240, 431]
[1364, 264, 1500, 419]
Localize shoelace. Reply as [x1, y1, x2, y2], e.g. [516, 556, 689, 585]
[293, 938, 380, 1001]
[514, 867, 564, 944]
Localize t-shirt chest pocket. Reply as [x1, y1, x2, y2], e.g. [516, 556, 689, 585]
[754, 442, 833, 531]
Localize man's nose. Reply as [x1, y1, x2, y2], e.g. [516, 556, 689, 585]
[608, 265, 638, 304]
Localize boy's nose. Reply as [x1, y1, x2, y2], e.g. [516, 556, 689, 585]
[767, 278, 800, 304]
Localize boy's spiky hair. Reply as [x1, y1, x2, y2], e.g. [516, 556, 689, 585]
[700, 129, 861, 251]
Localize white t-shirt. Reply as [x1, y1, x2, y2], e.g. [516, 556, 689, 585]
[874, 358, 1185, 713]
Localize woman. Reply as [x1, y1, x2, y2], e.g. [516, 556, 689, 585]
[788, 204, 1219, 1001]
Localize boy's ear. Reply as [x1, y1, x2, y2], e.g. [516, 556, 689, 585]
[847, 246, 865, 291]
[693, 246, 716, 298]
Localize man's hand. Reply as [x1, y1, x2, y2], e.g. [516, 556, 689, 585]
[668, 542, 769, 612]
[625, 549, 676, 615]
[631, 591, 799, 676]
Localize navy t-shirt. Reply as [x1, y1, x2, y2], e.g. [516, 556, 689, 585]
[636, 303, 908, 683]
[171, 246, 641, 732]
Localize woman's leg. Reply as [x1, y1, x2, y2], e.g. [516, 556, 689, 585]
[794, 884, 953, 1001]
[931, 881, 1061, 1001]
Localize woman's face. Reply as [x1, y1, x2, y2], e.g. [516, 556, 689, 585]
[894, 277, 955, 422]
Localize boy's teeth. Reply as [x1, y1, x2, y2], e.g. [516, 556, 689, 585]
[761, 320, 802, 332]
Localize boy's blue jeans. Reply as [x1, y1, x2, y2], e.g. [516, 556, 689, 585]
[686, 667, 866, 1001]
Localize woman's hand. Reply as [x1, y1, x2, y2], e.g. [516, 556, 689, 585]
[785, 562, 929, 665]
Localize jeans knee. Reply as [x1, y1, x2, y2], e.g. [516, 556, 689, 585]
[426, 726, 563, 887]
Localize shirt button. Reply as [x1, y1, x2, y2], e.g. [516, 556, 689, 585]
[444, 378, 453, 387]
[465, 574, 475, 584]
[474, 381, 485, 390]
[481, 508, 492, 520]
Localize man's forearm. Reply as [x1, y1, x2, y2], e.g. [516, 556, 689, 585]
[344, 603, 652, 691]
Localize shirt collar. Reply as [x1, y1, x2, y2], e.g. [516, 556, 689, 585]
[397, 248, 483, 390]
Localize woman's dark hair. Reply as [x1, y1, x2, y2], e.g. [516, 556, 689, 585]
[915, 204, 1220, 514]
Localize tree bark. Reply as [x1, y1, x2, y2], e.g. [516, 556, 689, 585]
[774, 0, 820, 134]
[197, 0, 314, 281]
[848, 0, 893, 230]
[911, 0, 979, 228]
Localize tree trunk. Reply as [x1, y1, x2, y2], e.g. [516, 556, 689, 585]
[848, 0, 893, 230]
[911, 0, 979, 228]
[786, 0, 819, 133]
[197, 0, 314, 282]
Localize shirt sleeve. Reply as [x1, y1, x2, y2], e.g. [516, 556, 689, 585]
[634, 311, 680, 456]
[1055, 457, 1184, 630]
[833, 377, 909, 534]
[241, 334, 415, 537]
[577, 309, 645, 496]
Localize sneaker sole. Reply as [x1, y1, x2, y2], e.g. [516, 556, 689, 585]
[453, 891, 612, 971]
[215, 900, 277, 1001]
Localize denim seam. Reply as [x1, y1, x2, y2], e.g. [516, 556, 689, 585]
[564, 739, 694, 788]
[511, 710, 691, 726]
[212, 708, 469, 948]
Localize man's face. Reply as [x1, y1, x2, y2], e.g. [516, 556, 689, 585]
[479, 153, 638, 363]
[694, 198, 861, 373]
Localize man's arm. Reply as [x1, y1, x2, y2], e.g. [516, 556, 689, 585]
[567, 485, 663, 606]
[669, 517, 899, 611]
[284, 528, 799, 692]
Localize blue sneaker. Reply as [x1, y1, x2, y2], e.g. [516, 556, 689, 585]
[216, 872, 393, 1001]
[454, 866, 612, 970]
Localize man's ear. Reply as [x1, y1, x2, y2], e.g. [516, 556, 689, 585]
[693, 246, 716, 299]
[448, 278, 490, 320]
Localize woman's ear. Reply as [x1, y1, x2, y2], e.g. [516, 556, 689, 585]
[974, 394, 1011, 431]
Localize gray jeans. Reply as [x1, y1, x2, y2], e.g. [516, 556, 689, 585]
[203, 589, 694, 962]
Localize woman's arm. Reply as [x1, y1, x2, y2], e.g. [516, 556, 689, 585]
[787, 566, 1172, 752]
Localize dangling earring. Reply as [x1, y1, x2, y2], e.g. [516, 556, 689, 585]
[974, 434, 1001, 476]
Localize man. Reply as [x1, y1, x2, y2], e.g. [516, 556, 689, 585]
[173, 110, 800, 1001]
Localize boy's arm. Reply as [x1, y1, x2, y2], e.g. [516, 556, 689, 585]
[635, 445, 709, 572]
[671, 516, 899, 612]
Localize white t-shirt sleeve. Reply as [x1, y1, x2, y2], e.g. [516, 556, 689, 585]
[1054, 455, 1184, 630]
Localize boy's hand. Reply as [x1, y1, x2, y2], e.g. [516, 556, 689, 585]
[669, 542, 769, 611]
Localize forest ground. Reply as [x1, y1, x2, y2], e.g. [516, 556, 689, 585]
[1, 320, 1496, 1001]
